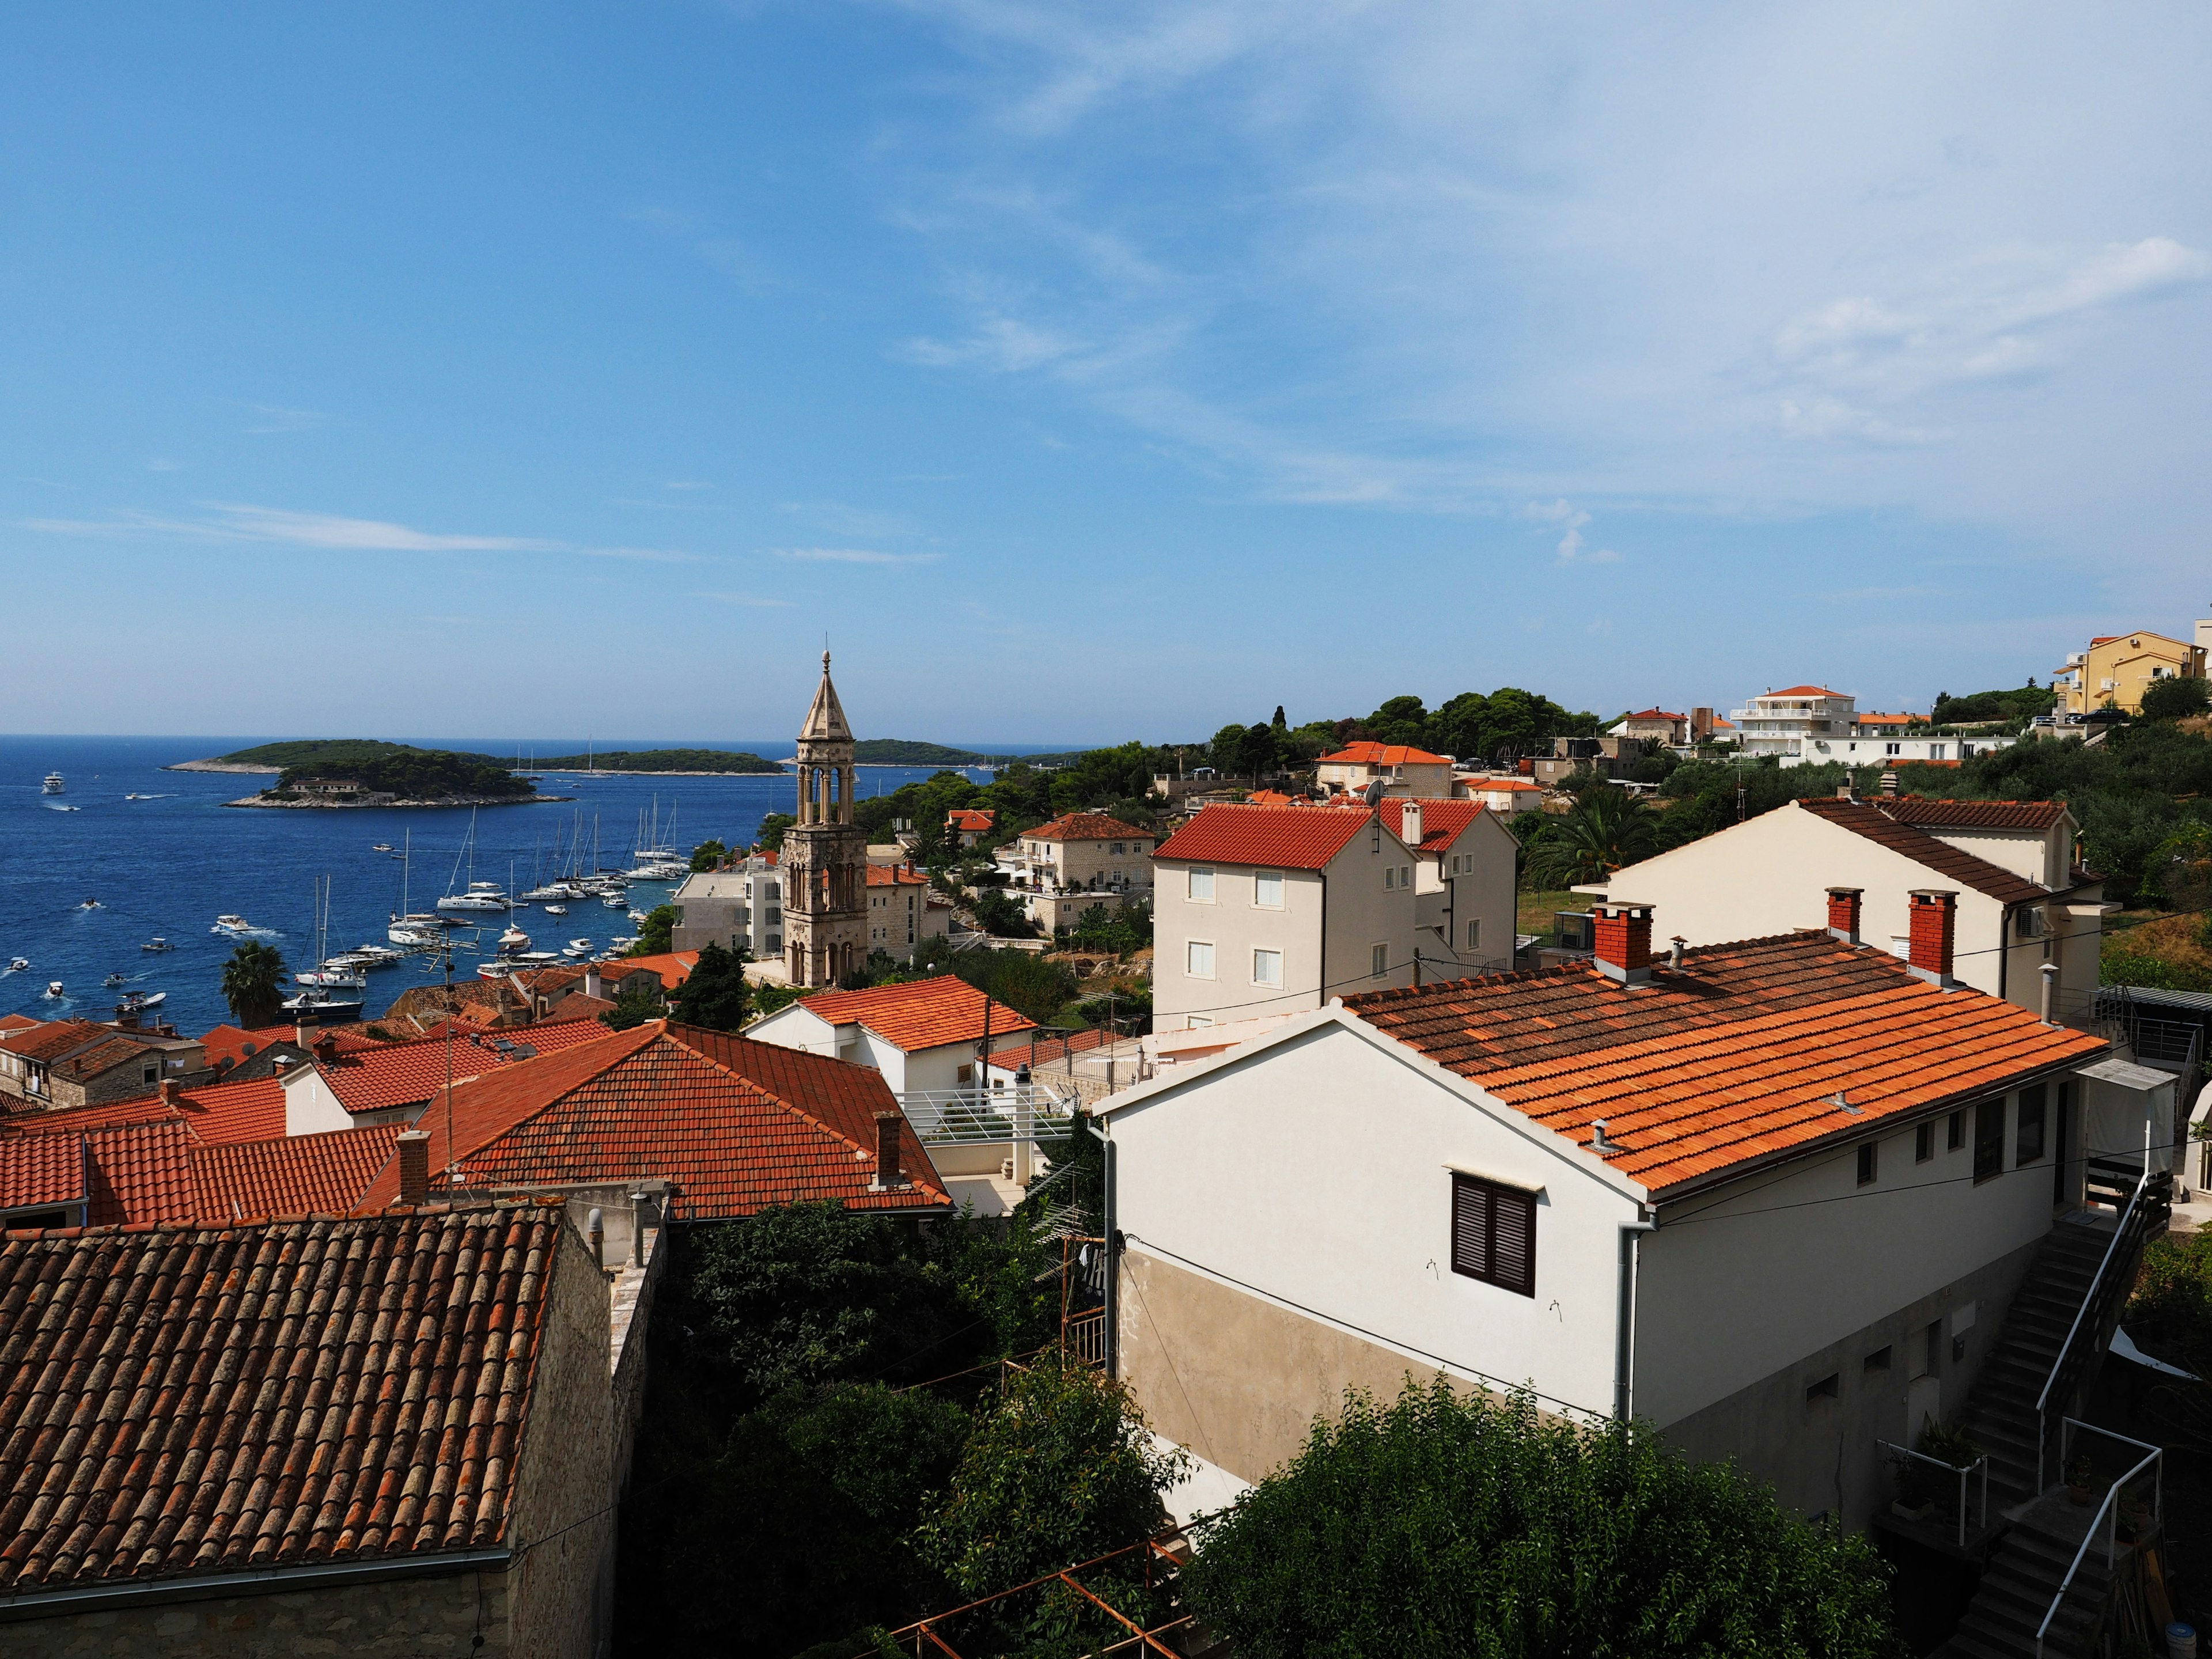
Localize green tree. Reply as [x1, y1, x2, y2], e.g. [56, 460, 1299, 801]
[628, 904, 675, 956]
[970, 889, 1037, 938]
[1183, 1377, 1897, 1659]
[671, 941, 755, 1031]
[755, 813, 797, 852]
[690, 838, 729, 872]
[914, 1358, 1186, 1647]
[600, 980, 664, 1031]
[2141, 676, 2211, 722]
[1523, 786, 1659, 887]
[219, 940, 288, 1027]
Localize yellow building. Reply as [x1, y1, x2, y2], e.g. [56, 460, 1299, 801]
[2054, 625, 2208, 714]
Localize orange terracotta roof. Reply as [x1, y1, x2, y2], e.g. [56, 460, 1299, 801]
[0, 1209, 559, 1593]
[1877, 798, 2069, 832]
[1467, 777, 1544, 793]
[1377, 798, 1487, 855]
[1763, 685, 1845, 698]
[1025, 812, 1149, 843]
[1345, 933, 2104, 1197]
[618, 950, 697, 991]
[0, 1014, 39, 1033]
[52, 1035, 161, 1085]
[947, 808, 996, 830]
[1317, 741, 1450, 767]
[1245, 789, 1299, 806]
[1, 1076, 287, 1147]
[1795, 798, 2048, 904]
[866, 863, 929, 887]
[315, 1021, 630, 1116]
[1153, 803, 1376, 871]
[796, 974, 1039, 1052]
[194, 1125, 402, 1222]
[83, 1121, 199, 1225]
[0, 1135, 82, 1212]
[356, 1021, 948, 1219]
[1854, 712, 1919, 728]
[1625, 709, 1685, 721]
[0, 1020, 111, 1065]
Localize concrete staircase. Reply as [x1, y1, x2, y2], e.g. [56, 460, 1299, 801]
[1937, 1185, 2169, 1659]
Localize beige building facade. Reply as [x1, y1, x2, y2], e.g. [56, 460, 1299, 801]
[2054, 626, 2209, 715]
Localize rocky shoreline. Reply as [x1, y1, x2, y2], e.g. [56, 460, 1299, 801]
[166, 759, 281, 774]
[222, 793, 574, 810]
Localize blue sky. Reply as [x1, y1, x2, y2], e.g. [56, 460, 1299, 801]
[3, 2, 2208, 743]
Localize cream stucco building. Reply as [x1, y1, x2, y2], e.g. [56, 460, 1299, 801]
[2053, 625, 2209, 715]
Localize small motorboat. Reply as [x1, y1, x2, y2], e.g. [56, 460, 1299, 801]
[214, 915, 252, 933]
[543, 903, 568, 916]
[7, 957, 28, 972]
[282, 987, 365, 1021]
[41, 771, 63, 794]
[562, 938, 592, 959]
[606, 935, 637, 953]
[603, 893, 628, 908]
[79, 897, 101, 910]
[295, 967, 368, 990]
[43, 981, 64, 998]
[119, 990, 166, 1010]
[103, 971, 128, 988]
[141, 937, 173, 953]
[627, 908, 649, 923]
[497, 923, 532, 955]
[371, 843, 393, 853]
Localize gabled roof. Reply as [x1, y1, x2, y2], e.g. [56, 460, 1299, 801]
[1342, 932, 2104, 1196]
[198, 1021, 378, 1068]
[866, 863, 929, 887]
[1796, 798, 2051, 904]
[1762, 685, 1847, 699]
[356, 1021, 947, 1218]
[0, 1075, 287, 1146]
[947, 808, 996, 831]
[1624, 709, 1686, 721]
[83, 1120, 199, 1225]
[793, 974, 1039, 1052]
[194, 1124, 401, 1222]
[1316, 741, 1450, 767]
[1377, 798, 1488, 855]
[0, 1209, 559, 1594]
[1152, 803, 1376, 871]
[1025, 812, 1149, 843]
[615, 950, 696, 991]
[1466, 777, 1544, 793]
[1874, 797, 2070, 833]
[314, 1020, 630, 1116]
[0, 1020, 111, 1065]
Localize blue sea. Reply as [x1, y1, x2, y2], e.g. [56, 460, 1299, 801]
[0, 736, 997, 1035]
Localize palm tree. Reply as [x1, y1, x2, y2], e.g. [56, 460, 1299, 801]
[1524, 787, 1659, 889]
[220, 940, 288, 1028]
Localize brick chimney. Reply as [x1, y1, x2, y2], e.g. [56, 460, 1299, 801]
[157, 1077, 181, 1105]
[1907, 890, 1957, 987]
[395, 1129, 432, 1206]
[872, 1111, 904, 1190]
[312, 1031, 339, 1062]
[1592, 900, 1655, 986]
[1825, 887, 1863, 945]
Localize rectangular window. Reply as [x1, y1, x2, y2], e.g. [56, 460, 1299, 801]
[1974, 1097, 2005, 1183]
[1805, 1373, 1839, 1403]
[1466, 919, 1481, 950]
[1371, 943, 1389, 978]
[1856, 1143, 1877, 1186]
[1401, 865, 1412, 889]
[1450, 1173, 1536, 1297]
[1915, 1122, 1933, 1164]
[1186, 940, 1215, 979]
[1252, 948, 1283, 986]
[1948, 1109, 1965, 1151]
[1864, 1346, 1892, 1373]
[142, 1064, 158, 1085]
[2017, 1083, 2047, 1165]
[1254, 870, 1284, 908]
[1187, 868, 1215, 902]
[1383, 867, 1395, 890]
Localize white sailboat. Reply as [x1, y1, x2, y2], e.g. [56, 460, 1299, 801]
[435, 810, 510, 911]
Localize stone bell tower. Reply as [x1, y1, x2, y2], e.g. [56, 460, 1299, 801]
[783, 652, 869, 987]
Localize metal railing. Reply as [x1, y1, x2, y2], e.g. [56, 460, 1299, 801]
[2035, 1169, 2168, 1493]
[2035, 1421, 2163, 1659]
[900, 1085, 1077, 1146]
[1877, 1440, 1990, 1547]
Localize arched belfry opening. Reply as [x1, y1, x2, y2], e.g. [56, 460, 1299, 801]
[782, 652, 869, 987]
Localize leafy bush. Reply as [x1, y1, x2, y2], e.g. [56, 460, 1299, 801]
[1929, 682, 2056, 726]
[1183, 1377, 1897, 1659]
[627, 904, 675, 956]
[1067, 900, 1152, 955]
[599, 980, 664, 1031]
[2141, 676, 2211, 723]
[971, 888, 1038, 938]
[670, 941, 752, 1031]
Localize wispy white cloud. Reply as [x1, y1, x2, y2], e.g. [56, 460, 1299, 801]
[773, 546, 942, 565]
[24, 502, 558, 553]
[581, 546, 704, 564]
[897, 317, 1083, 373]
[626, 204, 779, 294]
[1777, 398, 1949, 446]
[1525, 499, 1619, 564]
[698, 590, 796, 607]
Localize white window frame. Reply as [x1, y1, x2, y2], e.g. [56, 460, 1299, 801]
[1383, 867, 1395, 891]
[1186, 939, 1217, 979]
[1253, 870, 1284, 908]
[1466, 919, 1480, 950]
[1187, 868, 1215, 903]
[1371, 942, 1389, 978]
[1252, 948, 1283, 987]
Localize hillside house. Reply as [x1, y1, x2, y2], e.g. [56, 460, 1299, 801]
[743, 974, 1040, 1095]
[1315, 741, 1455, 798]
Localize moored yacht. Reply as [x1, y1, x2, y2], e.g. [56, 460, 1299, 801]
[41, 771, 63, 795]
[214, 914, 252, 933]
[282, 986, 364, 1022]
[438, 881, 510, 913]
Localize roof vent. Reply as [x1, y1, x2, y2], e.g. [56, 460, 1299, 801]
[1590, 1119, 1621, 1153]
[1831, 1091, 1861, 1114]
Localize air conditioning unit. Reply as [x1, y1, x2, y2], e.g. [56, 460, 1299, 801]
[1555, 911, 1596, 953]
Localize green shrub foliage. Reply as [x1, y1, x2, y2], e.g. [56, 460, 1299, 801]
[1183, 1378, 1899, 1659]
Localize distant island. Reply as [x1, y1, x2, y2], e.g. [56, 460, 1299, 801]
[534, 747, 782, 774]
[854, 740, 1033, 766]
[180, 741, 551, 809]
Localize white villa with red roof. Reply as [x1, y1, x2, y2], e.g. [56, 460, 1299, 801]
[995, 811, 1156, 933]
[1314, 740, 1455, 798]
[743, 974, 1040, 1095]
[1729, 682, 2016, 769]
[1099, 899, 2181, 1548]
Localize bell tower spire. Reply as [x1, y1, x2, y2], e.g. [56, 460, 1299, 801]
[783, 651, 868, 987]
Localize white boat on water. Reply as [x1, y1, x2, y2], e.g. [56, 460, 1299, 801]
[562, 938, 592, 958]
[296, 967, 368, 990]
[43, 981, 63, 998]
[497, 923, 532, 953]
[627, 908, 649, 923]
[477, 952, 558, 978]
[6, 957, 27, 972]
[41, 771, 63, 795]
[438, 881, 510, 913]
[214, 914, 252, 933]
[104, 971, 128, 988]
[142, 937, 173, 953]
[282, 987, 363, 1021]
[79, 897, 101, 910]
[344, 944, 407, 967]
[119, 990, 166, 1010]
[607, 935, 637, 953]
[603, 894, 628, 909]
[543, 903, 568, 916]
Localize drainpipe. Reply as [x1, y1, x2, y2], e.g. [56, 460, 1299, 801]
[1615, 1214, 1656, 1422]
[1089, 1113, 1119, 1378]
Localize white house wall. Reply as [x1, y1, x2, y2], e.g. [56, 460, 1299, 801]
[282, 1067, 353, 1137]
[1153, 863, 1329, 1032]
[1319, 831, 1420, 1002]
[1111, 1020, 1638, 1479]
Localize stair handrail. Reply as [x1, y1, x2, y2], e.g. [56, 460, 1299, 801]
[2034, 1170, 2156, 1494]
[2033, 1430, 2162, 1659]
[1876, 1440, 1988, 1547]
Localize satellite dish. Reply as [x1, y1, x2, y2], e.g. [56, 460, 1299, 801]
[1361, 778, 1385, 808]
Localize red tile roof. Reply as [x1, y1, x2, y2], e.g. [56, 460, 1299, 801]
[0, 1137, 82, 1213]
[947, 808, 996, 831]
[1025, 813, 1149, 843]
[198, 1022, 379, 1067]
[1317, 741, 1450, 767]
[1796, 798, 2050, 903]
[313, 1019, 631, 1116]
[1624, 709, 1686, 721]
[1377, 798, 1486, 854]
[357, 1021, 947, 1219]
[0, 1209, 560, 1593]
[83, 1121, 199, 1225]
[52, 1035, 162, 1085]
[1763, 685, 1845, 698]
[1466, 777, 1543, 793]
[1153, 803, 1376, 871]
[793, 975, 1039, 1052]
[866, 863, 929, 887]
[194, 1125, 402, 1222]
[1855, 712, 1918, 728]
[1876, 798, 2070, 832]
[617, 950, 697, 991]
[1344, 933, 2104, 1197]
[0, 1020, 110, 1065]
[0, 1014, 38, 1033]
[0, 1076, 287, 1146]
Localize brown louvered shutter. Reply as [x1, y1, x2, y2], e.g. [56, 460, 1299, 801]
[1451, 1172, 1536, 1298]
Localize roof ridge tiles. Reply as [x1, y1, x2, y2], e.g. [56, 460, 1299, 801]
[656, 1025, 873, 1161]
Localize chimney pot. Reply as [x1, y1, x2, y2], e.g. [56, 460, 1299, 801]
[1825, 887, 1864, 946]
[1906, 889, 1958, 986]
[872, 1111, 904, 1189]
[396, 1130, 432, 1206]
[1591, 901, 1655, 986]
[1668, 935, 1687, 972]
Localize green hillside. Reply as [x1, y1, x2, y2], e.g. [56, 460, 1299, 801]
[535, 748, 782, 774]
[214, 738, 487, 770]
[853, 739, 1005, 766]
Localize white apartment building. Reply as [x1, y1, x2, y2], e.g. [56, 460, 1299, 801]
[1376, 797, 1520, 974]
[669, 854, 784, 959]
[1729, 685, 1857, 759]
[994, 812, 1156, 932]
[1314, 741, 1455, 799]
